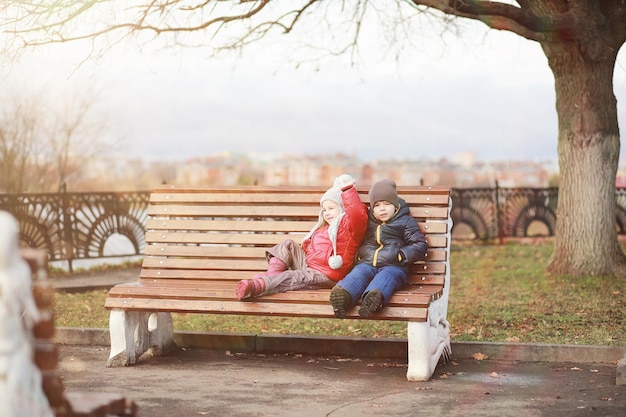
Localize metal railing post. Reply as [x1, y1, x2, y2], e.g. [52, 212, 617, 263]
[60, 182, 74, 273]
[495, 181, 504, 245]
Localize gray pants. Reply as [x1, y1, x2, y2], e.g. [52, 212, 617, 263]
[263, 239, 335, 295]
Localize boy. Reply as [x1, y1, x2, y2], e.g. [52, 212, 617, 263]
[329, 179, 428, 318]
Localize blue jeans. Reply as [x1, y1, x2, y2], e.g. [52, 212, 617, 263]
[336, 263, 407, 308]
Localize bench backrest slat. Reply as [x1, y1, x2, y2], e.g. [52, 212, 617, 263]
[140, 185, 451, 298]
[144, 231, 447, 249]
[142, 245, 448, 262]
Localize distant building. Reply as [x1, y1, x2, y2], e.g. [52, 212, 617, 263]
[61, 150, 562, 190]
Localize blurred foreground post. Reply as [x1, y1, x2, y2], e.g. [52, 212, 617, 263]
[0, 211, 55, 417]
[1, 210, 139, 417]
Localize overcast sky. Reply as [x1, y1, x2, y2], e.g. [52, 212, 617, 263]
[4, 15, 626, 164]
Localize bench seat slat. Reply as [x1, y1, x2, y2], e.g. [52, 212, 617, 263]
[104, 297, 428, 321]
[132, 277, 445, 290]
[137, 269, 446, 286]
[107, 283, 439, 306]
[139, 258, 447, 275]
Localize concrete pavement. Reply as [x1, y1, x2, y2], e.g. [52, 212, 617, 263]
[51, 267, 141, 292]
[57, 343, 625, 417]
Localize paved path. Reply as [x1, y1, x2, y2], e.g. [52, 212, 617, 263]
[51, 267, 140, 291]
[58, 344, 625, 417]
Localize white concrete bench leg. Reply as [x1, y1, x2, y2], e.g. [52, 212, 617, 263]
[617, 354, 626, 386]
[406, 304, 451, 381]
[107, 310, 176, 367]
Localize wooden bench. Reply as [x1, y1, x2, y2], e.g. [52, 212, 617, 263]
[104, 185, 453, 381]
[21, 249, 138, 417]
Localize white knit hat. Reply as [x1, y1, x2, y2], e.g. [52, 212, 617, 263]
[320, 187, 343, 209]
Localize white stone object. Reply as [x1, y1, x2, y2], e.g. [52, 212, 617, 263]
[0, 211, 54, 417]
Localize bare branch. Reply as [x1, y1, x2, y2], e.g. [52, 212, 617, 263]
[3, 1, 625, 69]
[407, 0, 578, 41]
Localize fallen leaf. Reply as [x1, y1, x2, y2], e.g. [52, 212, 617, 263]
[590, 369, 599, 373]
[473, 352, 489, 361]
[490, 372, 500, 378]
[376, 362, 407, 368]
[570, 367, 582, 371]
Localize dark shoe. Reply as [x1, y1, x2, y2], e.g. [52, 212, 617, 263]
[330, 286, 351, 319]
[358, 289, 383, 318]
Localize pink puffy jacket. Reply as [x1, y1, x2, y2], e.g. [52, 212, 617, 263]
[302, 185, 368, 281]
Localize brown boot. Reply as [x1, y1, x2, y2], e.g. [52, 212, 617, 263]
[358, 289, 383, 318]
[330, 286, 352, 319]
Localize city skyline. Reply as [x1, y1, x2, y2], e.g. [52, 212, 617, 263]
[3, 13, 626, 164]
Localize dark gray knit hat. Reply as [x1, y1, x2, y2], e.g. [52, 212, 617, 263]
[369, 179, 400, 207]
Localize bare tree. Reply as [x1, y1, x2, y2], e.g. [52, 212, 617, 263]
[44, 90, 114, 191]
[0, 87, 116, 193]
[3, 1, 626, 276]
[0, 94, 42, 193]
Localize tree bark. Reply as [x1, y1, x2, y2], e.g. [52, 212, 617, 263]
[542, 40, 626, 276]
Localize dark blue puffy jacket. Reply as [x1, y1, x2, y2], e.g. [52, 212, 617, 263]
[356, 198, 428, 271]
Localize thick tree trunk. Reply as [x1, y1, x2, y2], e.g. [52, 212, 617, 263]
[543, 42, 626, 276]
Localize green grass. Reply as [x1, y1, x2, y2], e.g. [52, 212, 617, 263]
[53, 241, 626, 346]
[447, 242, 625, 345]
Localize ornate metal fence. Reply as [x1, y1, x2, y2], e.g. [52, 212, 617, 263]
[0, 190, 150, 271]
[450, 184, 626, 241]
[1, 186, 625, 270]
